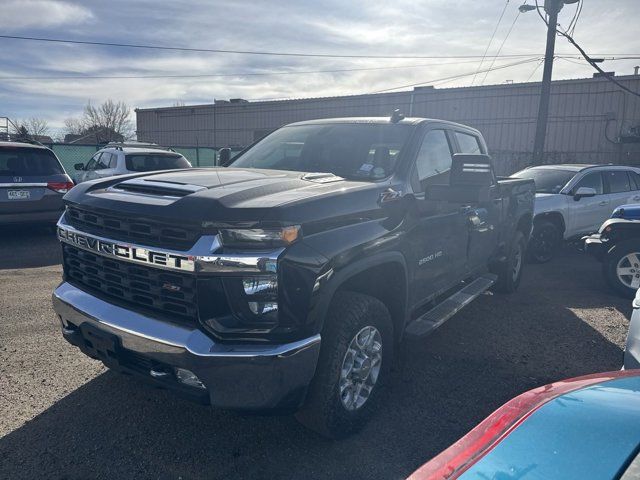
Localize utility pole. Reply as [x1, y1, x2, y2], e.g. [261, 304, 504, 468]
[531, 0, 563, 165]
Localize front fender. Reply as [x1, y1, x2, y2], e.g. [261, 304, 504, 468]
[306, 251, 409, 336]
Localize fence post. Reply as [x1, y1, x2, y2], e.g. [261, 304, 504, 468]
[196, 146, 200, 167]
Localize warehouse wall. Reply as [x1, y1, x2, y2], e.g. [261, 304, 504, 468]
[136, 75, 640, 175]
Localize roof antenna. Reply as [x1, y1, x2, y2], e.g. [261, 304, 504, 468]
[390, 109, 405, 123]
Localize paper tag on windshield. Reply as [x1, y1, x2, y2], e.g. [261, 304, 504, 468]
[358, 163, 374, 173]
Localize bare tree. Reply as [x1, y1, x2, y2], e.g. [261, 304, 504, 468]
[64, 117, 85, 136]
[83, 100, 134, 141]
[11, 117, 50, 137]
[63, 99, 134, 142]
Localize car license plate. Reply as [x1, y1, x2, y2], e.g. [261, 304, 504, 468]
[7, 190, 30, 200]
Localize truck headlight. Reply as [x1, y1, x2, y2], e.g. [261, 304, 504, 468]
[220, 226, 301, 248]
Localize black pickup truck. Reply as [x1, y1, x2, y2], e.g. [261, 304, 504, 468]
[52, 116, 534, 438]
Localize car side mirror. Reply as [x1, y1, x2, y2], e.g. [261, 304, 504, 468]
[426, 154, 495, 203]
[74, 163, 85, 171]
[218, 148, 232, 167]
[573, 186, 596, 200]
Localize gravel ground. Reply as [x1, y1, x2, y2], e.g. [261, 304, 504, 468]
[0, 226, 632, 479]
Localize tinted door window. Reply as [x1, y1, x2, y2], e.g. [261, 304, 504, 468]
[85, 154, 100, 171]
[95, 153, 111, 169]
[606, 171, 631, 193]
[415, 130, 453, 187]
[455, 131, 482, 154]
[573, 172, 603, 195]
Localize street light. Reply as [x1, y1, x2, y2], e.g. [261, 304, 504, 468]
[518, 5, 538, 12]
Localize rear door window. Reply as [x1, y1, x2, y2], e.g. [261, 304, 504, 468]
[454, 131, 483, 154]
[605, 170, 631, 193]
[125, 153, 191, 172]
[0, 147, 64, 176]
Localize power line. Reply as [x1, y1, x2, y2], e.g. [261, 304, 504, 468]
[471, 0, 511, 86]
[372, 57, 542, 93]
[0, 34, 636, 61]
[525, 58, 545, 82]
[480, 5, 522, 85]
[0, 34, 545, 60]
[0, 59, 496, 81]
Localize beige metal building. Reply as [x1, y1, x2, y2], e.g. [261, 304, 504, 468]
[136, 74, 640, 174]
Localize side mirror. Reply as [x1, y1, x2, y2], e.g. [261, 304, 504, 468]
[218, 148, 232, 167]
[574, 186, 597, 200]
[74, 163, 85, 171]
[426, 154, 495, 203]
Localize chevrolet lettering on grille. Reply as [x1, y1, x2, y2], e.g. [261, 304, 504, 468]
[57, 226, 195, 272]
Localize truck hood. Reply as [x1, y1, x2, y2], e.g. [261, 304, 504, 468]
[63, 167, 389, 229]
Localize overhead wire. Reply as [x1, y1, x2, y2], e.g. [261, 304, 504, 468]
[480, 3, 523, 85]
[471, 0, 511, 86]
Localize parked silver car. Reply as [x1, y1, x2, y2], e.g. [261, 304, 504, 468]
[74, 142, 191, 183]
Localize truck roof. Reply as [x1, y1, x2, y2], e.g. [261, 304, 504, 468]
[286, 117, 479, 131]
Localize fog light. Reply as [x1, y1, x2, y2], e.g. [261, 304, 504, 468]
[248, 301, 278, 315]
[174, 367, 206, 389]
[242, 277, 277, 296]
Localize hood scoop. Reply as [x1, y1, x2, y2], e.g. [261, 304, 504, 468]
[112, 178, 207, 198]
[301, 172, 344, 184]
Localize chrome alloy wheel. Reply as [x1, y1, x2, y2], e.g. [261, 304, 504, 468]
[339, 326, 382, 411]
[616, 253, 640, 289]
[512, 241, 523, 282]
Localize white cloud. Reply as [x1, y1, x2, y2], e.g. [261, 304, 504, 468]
[0, 0, 93, 30]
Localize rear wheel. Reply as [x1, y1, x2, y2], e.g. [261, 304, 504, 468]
[495, 231, 526, 293]
[527, 220, 562, 263]
[603, 240, 640, 298]
[295, 291, 393, 439]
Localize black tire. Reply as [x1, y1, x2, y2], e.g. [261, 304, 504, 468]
[494, 231, 526, 293]
[295, 291, 393, 439]
[527, 220, 562, 263]
[603, 239, 640, 298]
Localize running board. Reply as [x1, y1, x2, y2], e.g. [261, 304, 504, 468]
[405, 273, 497, 338]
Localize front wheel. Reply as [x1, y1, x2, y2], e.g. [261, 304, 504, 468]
[603, 240, 640, 298]
[527, 220, 562, 263]
[295, 291, 393, 439]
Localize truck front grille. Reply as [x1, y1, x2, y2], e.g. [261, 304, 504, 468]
[66, 206, 200, 251]
[63, 244, 198, 322]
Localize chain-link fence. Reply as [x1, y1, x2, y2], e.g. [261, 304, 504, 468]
[38, 143, 244, 178]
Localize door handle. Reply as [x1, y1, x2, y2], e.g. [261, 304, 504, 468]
[632, 196, 640, 201]
[598, 201, 609, 206]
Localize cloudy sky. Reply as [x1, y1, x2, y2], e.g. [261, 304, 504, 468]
[1, 0, 639, 137]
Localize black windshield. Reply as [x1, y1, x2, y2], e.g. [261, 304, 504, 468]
[230, 123, 412, 180]
[512, 168, 575, 194]
[0, 147, 64, 176]
[125, 153, 191, 172]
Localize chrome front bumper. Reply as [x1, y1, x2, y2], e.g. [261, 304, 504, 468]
[52, 282, 321, 410]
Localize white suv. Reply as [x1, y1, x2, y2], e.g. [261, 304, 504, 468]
[511, 164, 640, 262]
[74, 142, 191, 183]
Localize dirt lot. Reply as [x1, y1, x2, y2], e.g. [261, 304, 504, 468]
[0, 226, 632, 479]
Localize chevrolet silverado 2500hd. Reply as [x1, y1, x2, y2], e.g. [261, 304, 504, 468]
[52, 116, 534, 438]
